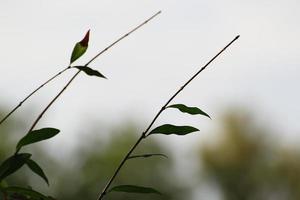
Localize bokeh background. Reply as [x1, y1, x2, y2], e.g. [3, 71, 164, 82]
[1, 0, 300, 199]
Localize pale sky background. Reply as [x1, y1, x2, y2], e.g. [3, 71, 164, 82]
[0, 1, 300, 198]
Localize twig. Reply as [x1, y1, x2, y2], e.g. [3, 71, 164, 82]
[0, 66, 71, 126]
[0, 11, 162, 127]
[27, 10, 162, 133]
[27, 70, 80, 133]
[86, 11, 161, 66]
[96, 35, 240, 200]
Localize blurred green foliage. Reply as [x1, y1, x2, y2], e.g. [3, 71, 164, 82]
[2, 108, 300, 200]
[200, 112, 300, 200]
[0, 109, 186, 200]
[49, 124, 187, 200]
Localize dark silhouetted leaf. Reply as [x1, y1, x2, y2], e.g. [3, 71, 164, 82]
[26, 159, 49, 185]
[109, 185, 161, 195]
[3, 186, 53, 200]
[70, 30, 90, 64]
[16, 128, 60, 151]
[167, 104, 211, 119]
[128, 153, 168, 160]
[149, 124, 199, 136]
[74, 66, 106, 78]
[0, 154, 31, 181]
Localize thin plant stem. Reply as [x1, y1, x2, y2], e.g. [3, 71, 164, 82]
[86, 11, 161, 66]
[27, 70, 80, 133]
[0, 11, 162, 127]
[0, 66, 71, 126]
[27, 10, 162, 133]
[96, 35, 240, 200]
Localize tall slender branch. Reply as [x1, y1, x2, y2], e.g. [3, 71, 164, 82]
[27, 11, 162, 133]
[96, 35, 240, 200]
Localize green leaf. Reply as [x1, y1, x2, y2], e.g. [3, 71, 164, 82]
[167, 104, 211, 119]
[26, 159, 49, 186]
[16, 128, 60, 151]
[3, 186, 53, 200]
[70, 30, 90, 64]
[109, 185, 161, 195]
[128, 153, 168, 160]
[0, 153, 31, 181]
[149, 124, 199, 136]
[74, 66, 107, 78]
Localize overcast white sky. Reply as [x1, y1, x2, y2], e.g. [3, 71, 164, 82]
[1, 0, 300, 151]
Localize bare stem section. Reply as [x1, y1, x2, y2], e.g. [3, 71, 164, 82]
[0, 66, 70, 126]
[96, 35, 240, 200]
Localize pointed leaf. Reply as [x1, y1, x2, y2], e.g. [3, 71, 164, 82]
[16, 128, 60, 151]
[128, 153, 168, 160]
[0, 154, 31, 181]
[109, 185, 161, 195]
[167, 104, 211, 119]
[26, 159, 49, 185]
[3, 186, 53, 200]
[149, 124, 199, 136]
[70, 43, 87, 64]
[70, 30, 90, 64]
[74, 66, 106, 78]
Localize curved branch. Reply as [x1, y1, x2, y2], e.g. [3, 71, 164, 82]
[96, 35, 240, 200]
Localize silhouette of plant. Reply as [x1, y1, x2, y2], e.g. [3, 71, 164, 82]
[0, 10, 239, 200]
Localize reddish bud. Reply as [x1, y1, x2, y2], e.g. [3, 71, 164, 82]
[79, 30, 90, 47]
